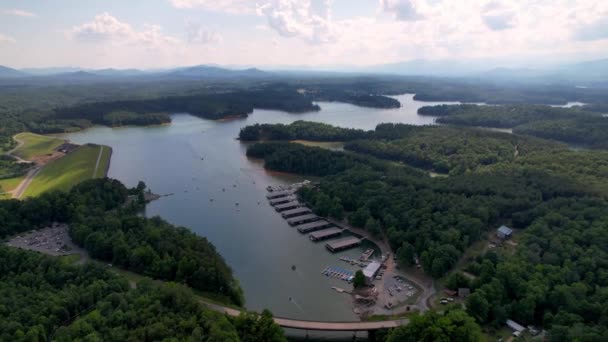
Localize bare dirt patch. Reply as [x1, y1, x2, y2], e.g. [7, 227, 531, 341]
[5, 223, 89, 261]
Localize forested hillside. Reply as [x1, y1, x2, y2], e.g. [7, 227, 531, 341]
[0, 178, 243, 305]
[0, 247, 285, 342]
[418, 104, 608, 148]
[247, 131, 608, 338]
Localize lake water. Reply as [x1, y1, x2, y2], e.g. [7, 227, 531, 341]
[56, 94, 456, 322]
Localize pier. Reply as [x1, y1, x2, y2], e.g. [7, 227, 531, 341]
[297, 220, 333, 233]
[274, 201, 302, 212]
[309, 227, 343, 241]
[287, 213, 320, 226]
[281, 207, 312, 218]
[326, 237, 362, 252]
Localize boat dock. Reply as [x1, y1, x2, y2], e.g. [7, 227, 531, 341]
[297, 220, 333, 233]
[266, 190, 293, 200]
[322, 266, 355, 282]
[309, 227, 343, 241]
[274, 201, 302, 212]
[287, 213, 320, 226]
[326, 237, 363, 252]
[281, 207, 312, 218]
[269, 196, 296, 206]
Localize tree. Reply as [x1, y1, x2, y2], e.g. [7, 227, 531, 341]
[387, 310, 481, 342]
[353, 270, 366, 288]
[445, 272, 470, 290]
[467, 292, 490, 323]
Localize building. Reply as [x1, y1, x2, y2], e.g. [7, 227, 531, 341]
[362, 261, 382, 284]
[458, 288, 471, 298]
[496, 225, 513, 240]
[506, 319, 526, 337]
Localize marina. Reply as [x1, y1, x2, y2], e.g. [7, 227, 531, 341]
[281, 207, 312, 218]
[326, 237, 363, 252]
[309, 227, 343, 241]
[297, 220, 334, 233]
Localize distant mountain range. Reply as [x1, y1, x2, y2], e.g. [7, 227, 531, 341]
[1, 58, 607, 84]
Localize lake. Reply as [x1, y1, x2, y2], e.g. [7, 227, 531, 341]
[56, 94, 457, 322]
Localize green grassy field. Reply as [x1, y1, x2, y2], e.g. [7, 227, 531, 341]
[13, 132, 64, 160]
[0, 175, 24, 199]
[23, 144, 110, 197]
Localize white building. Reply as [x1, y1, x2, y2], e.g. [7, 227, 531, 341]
[363, 261, 382, 284]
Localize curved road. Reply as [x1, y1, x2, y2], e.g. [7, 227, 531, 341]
[203, 301, 409, 331]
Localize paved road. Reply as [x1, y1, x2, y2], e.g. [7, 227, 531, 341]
[12, 166, 42, 199]
[203, 301, 409, 331]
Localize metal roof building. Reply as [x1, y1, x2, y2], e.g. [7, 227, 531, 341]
[363, 261, 382, 282]
[325, 237, 362, 252]
[297, 220, 333, 233]
[497, 225, 513, 239]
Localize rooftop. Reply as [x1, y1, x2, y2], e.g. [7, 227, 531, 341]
[363, 261, 382, 278]
[309, 227, 342, 239]
[326, 237, 361, 250]
[498, 225, 513, 235]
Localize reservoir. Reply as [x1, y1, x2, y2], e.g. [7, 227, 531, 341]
[56, 94, 455, 321]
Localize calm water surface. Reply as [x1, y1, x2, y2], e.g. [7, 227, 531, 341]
[57, 94, 457, 321]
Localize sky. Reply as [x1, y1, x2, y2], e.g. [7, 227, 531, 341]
[0, 0, 607, 69]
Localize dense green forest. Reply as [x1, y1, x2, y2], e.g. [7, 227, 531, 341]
[0, 178, 243, 305]
[247, 133, 608, 337]
[241, 121, 566, 175]
[0, 246, 285, 342]
[418, 104, 608, 148]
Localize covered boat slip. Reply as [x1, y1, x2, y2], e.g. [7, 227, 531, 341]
[269, 196, 296, 206]
[297, 220, 333, 233]
[287, 213, 320, 226]
[281, 207, 312, 218]
[266, 190, 293, 199]
[274, 201, 302, 212]
[325, 237, 362, 252]
[309, 227, 343, 241]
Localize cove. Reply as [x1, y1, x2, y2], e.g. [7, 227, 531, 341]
[56, 94, 459, 321]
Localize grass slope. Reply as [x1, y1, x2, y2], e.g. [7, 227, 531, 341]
[23, 144, 110, 197]
[0, 175, 24, 199]
[13, 132, 64, 160]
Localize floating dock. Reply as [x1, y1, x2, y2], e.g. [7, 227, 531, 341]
[266, 190, 293, 199]
[309, 227, 343, 241]
[297, 220, 333, 233]
[269, 196, 296, 206]
[322, 266, 355, 282]
[326, 237, 362, 252]
[281, 207, 312, 218]
[274, 201, 302, 212]
[287, 213, 320, 226]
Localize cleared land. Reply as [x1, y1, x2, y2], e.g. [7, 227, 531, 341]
[12, 132, 64, 160]
[23, 144, 111, 197]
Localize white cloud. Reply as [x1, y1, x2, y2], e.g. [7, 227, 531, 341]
[380, 0, 424, 21]
[2, 9, 36, 17]
[169, 0, 253, 14]
[0, 33, 15, 43]
[186, 22, 223, 44]
[70, 13, 179, 47]
[256, 0, 337, 44]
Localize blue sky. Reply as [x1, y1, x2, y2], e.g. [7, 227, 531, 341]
[0, 0, 607, 69]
